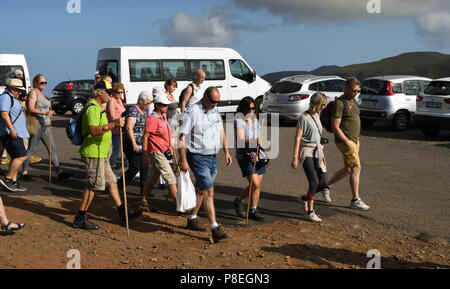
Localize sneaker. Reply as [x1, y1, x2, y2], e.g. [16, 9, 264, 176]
[72, 216, 99, 230]
[30, 155, 42, 164]
[350, 198, 370, 211]
[0, 176, 17, 192]
[12, 181, 27, 192]
[211, 225, 229, 242]
[249, 209, 266, 221]
[21, 174, 33, 182]
[299, 195, 308, 212]
[137, 201, 151, 212]
[186, 218, 208, 232]
[233, 198, 246, 218]
[320, 187, 332, 203]
[307, 210, 322, 222]
[1, 156, 10, 165]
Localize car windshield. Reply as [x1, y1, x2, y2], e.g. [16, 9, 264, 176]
[0, 65, 24, 87]
[270, 81, 302, 93]
[423, 81, 450, 95]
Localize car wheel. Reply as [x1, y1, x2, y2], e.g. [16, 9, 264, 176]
[419, 125, 440, 137]
[255, 96, 263, 111]
[393, 112, 409, 131]
[71, 100, 84, 115]
[361, 119, 375, 128]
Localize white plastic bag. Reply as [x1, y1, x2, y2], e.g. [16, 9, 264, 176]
[176, 171, 197, 213]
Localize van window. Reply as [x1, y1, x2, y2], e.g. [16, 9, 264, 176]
[162, 60, 187, 80]
[270, 81, 302, 93]
[129, 60, 161, 82]
[229, 59, 251, 81]
[403, 80, 421, 95]
[0, 65, 24, 87]
[97, 60, 118, 82]
[187, 60, 225, 80]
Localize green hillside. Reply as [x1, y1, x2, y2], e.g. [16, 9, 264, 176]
[322, 52, 450, 80]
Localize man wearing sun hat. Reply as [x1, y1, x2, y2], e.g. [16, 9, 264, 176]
[0, 79, 29, 192]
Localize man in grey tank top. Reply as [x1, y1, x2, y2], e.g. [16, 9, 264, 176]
[180, 69, 206, 112]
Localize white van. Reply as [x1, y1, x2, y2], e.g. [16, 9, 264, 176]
[96, 46, 271, 113]
[0, 54, 31, 93]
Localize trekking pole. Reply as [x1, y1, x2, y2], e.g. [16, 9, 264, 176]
[49, 120, 52, 184]
[120, 127, 130, 237]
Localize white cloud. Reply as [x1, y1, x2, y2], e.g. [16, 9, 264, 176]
[158, 5, 264, 46]
[415, 12, 450, 47]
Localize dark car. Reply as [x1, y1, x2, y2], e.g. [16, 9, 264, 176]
[51, 80, 94, 115]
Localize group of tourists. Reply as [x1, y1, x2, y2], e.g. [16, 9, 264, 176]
[0, 70, 370, 241]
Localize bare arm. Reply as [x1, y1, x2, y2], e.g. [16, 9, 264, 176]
[88, 117, 124, 137]
[178, 134, 190, 171]
[142, 131, 149, 166]
[291, 127, 303, 168]
[27, 90, 51, 116]
[126, 117, 139, 151]
[106, 99, 115, 119]
[180, 85, 193, 113]
[222, 130, 232, 166]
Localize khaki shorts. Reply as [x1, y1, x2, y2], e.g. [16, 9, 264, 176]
[336, 140, 360, 168]
[82, 157, 117, 191]
[146, 151, 177, 186]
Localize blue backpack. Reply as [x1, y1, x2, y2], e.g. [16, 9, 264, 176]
[65, 104, 95, 145]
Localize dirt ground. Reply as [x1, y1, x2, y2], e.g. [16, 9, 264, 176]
[0, 193, 448, 269]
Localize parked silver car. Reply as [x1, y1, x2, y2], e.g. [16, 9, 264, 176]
[260, 75, 346, 122]
[357, 75, 431, 130]
[415, 77, 450, 137]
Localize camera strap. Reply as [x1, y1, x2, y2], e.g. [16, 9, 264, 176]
[306, 111, 322, 138]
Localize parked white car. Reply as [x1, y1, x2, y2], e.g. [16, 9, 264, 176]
[415, 77, 450, 137]
[260, 75, 346, 122]
[357, 75, 431, 130]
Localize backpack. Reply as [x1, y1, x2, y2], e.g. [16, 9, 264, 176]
[65, 103, 95, 145]
[178, 83, 194, 104]
[320, 97, 348, 133]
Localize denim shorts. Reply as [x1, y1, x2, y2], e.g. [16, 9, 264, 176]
[0, 135, 27, 158]
[187, 152, 218, 191]
[237, 158, 266, 177]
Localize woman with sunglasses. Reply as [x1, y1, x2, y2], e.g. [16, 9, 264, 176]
[117, 91, 152, 196]
[106, 83, 126, 168]
[233, 96, 266, 221]
[21, 74, 72, 181]
[291, 92, 330, 222]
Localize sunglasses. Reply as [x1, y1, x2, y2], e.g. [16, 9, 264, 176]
[249, 107, 256, 111]
[207, 95, 219, 104]
[40, 81, 47, 85]
[353, 89, 361, 93]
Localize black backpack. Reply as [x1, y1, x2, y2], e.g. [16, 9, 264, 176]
[178, 83, 194, 104]
[66, 103, 95, 145]
[320, 97, 348, 132]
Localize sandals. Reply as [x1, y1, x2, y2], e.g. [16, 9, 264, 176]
[1, 222, 25, 235]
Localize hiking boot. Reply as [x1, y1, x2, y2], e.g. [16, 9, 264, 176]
[233, 198, 246, 218]
[137, 200, 151, 212]
[320, 187, 332, 203]
[118, 205, 143, 225]
[30, 155, 42, 164]
[249, 209, 266, 221]
[350, 198, 370, 211]
[211, 225, 229, 242]
[299, 195, 308, 212]
[186, 218, 207, 232]
[72, 216, 99, 230]
[307, 210, 322, 222]
[0, 176, 17, 192]
[12, 181, 27, 192]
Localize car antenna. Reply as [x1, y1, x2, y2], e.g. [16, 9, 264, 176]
[65, 73, 72, 81]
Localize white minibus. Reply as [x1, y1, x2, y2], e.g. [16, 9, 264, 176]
[96, 46, 271, 112]
[0, 54, 31, 93]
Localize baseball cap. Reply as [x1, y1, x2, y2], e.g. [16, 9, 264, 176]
[94, 80, 116, 94]
[153, 93, 172, 105]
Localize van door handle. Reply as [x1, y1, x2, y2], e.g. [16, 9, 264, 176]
[216, 85, 223, 88]
[231, 85, 238, 88]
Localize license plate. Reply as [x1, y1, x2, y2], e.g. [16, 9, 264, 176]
[362, 99, 377, 107]
[426, 102, 441, 108]
[268, 106, 282, 112]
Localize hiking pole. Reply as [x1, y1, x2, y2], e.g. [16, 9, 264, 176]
[120, 127, 130, 237]
[49, 120, 52, 184]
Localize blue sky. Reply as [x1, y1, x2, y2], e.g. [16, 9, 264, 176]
[1, 0, 449, 95]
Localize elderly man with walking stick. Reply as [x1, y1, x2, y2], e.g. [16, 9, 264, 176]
[72, 80, 142, 230]
[178, 86, 232, 242]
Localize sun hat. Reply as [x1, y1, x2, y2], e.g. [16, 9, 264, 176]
[153, 93, 172, 105]
[6, 78, 26, 91]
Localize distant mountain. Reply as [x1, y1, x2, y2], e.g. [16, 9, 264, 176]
[262, 52, 450, 84]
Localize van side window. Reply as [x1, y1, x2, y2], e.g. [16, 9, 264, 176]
[229, 59, 251, 81]
[129, 60, 161, 82]
[403, 80, 421, 95]
[187, 60, 225, 80]
[162, 60, 187, 80]
[97, 60, 118, 82]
